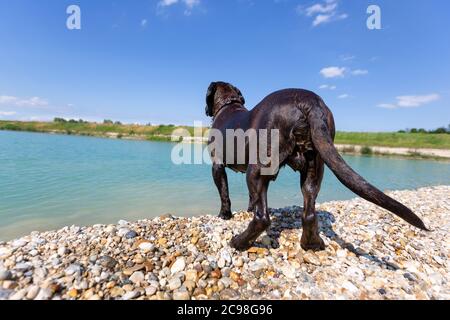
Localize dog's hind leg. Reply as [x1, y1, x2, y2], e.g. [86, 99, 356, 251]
[212, 164, 233, 220]
[300, 151, 326, 251]
[231, 165, 272, 251]
[247, 194, 255, 212]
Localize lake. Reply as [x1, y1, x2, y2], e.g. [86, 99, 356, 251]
[0, 130, 449, 241]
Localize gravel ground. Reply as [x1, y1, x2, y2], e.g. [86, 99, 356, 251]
[0, 186, 448, 300]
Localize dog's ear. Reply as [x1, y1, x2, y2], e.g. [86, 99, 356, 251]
[205, 82, 217, 117]
[235, 87, 246, 105]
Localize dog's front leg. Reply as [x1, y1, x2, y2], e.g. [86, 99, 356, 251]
[212, 164, 233, 220]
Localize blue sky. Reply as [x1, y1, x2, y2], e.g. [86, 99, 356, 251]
[0, 0, 449, 131]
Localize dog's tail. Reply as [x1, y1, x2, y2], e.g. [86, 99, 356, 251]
[307, 98, 429, 231]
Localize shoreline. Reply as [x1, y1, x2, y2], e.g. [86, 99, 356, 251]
[2, 128, 450, 160]
[0, 186, 448, 300]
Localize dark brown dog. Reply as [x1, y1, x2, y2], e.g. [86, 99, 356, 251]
[205, 81, 428, 251]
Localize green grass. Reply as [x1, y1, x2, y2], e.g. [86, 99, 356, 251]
[0, 120, 204, 140]
[335, 132, 450, 149]
[1, 120, 449, 150]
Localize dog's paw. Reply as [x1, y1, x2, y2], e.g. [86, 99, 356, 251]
[218, 211, 233, 220]
[230, 235, 252, 251]
[300, 236, 326, 252]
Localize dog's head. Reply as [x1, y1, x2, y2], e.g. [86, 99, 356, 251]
[205, 81, 245, 117]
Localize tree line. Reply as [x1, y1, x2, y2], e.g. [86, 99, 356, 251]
[398, 124, 450, 134]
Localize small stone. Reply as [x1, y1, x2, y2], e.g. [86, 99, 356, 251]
[230, 271, 240, 282]
[168, 277, 182, 291]
[129, 271, 145, 285]
[0, 270, 12, 281]
[123, 264, 145, 276]
[173, 290, 191, 300]
[12, 239, 27, 248]
[15, 263, 32, 272]
[65, 264, 82, 276]
[185, 269, 198, 282]
[233, 257, 244, 267]
[35, 288, 53, 300]
[183, 280, 196, 292]
[68, 288, 78, 298]
[261, 235, 272, 247]
[158, 238, 168, 246]
[110, 287, 125, 298]
[433, 256, 444, 265]
[345, 266, 365, 281]
[9, 289, 27, 300]
[105, 225, 116, 233]
[210, 269, 222, 279]
[122, 291, 140, 300]
[125, 230, 138, 239]
[218, 258, 226, 269]
[281, 265, 296, 279]
[57, 247, 69, 256]
[98, 256, 118, 269]
[145, 286, 157, 296]
[303, 252, 321, 266]
[138, 242, 155, 253]
[403, 273, 417, 282]
[336, 249, 347, 258]
[342, 281, 359, 294]
[26, 285, 40, 300]
[170, 258, 186, 274]
[220, 289, 239, 300]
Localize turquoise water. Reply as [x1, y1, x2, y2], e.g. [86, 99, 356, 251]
[0, 130, 449, 240]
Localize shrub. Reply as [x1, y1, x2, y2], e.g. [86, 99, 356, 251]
[361, 146, 373, 155]
[1, 124, 21, 131]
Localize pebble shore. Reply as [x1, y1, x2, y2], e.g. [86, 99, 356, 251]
[0, 186, 448, 300]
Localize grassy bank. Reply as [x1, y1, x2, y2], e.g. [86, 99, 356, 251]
[0, 120, 202, 142]
[1, 120, 450, 149]
[334, 132, 450, 149]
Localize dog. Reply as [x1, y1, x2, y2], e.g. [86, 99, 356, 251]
[205, 81, 428, 251]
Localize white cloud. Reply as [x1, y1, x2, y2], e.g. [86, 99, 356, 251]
[159, 0, 179, 6]
[0, 111, 17, 116]
[320, 66, 346, 78]
[305, 1, 337, 16]
[141, 19, 148, 27]
[396, 94, 440, 107]
[0, 95, 49, 108]
[340, 54, 355, 61]
[338, 94, 349, 99]
[351, 69, 369, 76]
[298, 0, 348, 27]
[378, 94, 440, 109]
[158, 0, 200, 14]
[184, 0, 200, 9]
[377, 103, 397, 109]
[319, 84, 336, 90]
[313, 14, 332, 26]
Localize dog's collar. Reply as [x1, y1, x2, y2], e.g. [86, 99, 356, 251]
[214, 99, 244, 119]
